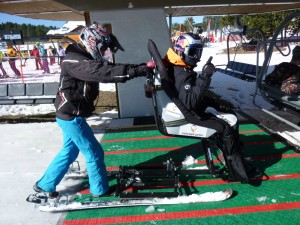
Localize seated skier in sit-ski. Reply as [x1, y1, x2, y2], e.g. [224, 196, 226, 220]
[162, 33, 262, 183]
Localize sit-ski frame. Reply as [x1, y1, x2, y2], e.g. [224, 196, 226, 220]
[112, 153, 221, 199]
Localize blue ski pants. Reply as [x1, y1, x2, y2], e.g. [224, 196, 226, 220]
[37, 117, 109, 196]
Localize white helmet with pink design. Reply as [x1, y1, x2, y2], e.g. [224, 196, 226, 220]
[79, 22, 124, 62]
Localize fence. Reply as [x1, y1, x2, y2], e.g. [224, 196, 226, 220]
[0, 56, 61, 105]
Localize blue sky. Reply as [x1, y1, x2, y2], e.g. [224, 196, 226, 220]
[168, 16, 203, 24]
[0, 12, 203, 28]
[0, 13, 66, 27]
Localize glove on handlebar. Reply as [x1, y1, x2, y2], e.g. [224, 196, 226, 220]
[127, 64, 154, 79]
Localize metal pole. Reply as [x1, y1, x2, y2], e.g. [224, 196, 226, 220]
[168, 13, 172, 38]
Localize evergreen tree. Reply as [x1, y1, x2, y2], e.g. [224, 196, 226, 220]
[0, 22, 58, 38]
[171, 17, 198, 33]
[183, 17, 195, 32]
[217, 10, 298, 38]
[169, 11, 298, 38]
[219, 16, 236, 31]
[172, 22, 181, 32]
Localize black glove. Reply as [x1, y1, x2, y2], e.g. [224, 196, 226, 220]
[127, 64, 154, 79]
[202, 63, 216, 77]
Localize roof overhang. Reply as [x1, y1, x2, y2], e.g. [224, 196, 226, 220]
[0, 0, 300, 21]
[0, 0, 84, 21]
[165, 3, 300, 16]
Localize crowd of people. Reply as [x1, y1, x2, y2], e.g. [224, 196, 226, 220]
[0, 43, 65, 79]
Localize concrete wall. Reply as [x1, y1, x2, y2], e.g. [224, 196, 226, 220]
[91, 8, 171, 118]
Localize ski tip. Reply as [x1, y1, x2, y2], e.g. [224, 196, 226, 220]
[223, 189, 233, 199]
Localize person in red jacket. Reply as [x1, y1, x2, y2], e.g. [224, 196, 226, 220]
[33, 22, 153, 198]
[30, 45, 43, 70]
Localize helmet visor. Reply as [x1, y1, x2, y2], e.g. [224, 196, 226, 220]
[187, 45, 203, 59]
[108, 34, 124, 53]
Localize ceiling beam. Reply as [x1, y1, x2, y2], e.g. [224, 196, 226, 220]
[0, 0, 299, 21]
[53, 0, 300, 11]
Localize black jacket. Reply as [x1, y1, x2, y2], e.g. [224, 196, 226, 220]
[171, 65, 211, 116]
[54, 43, 133, 120]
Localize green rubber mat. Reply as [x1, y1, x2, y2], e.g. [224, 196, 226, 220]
[62, 124, 300, 225]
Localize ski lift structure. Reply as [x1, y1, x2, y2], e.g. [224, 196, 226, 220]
[247, 11, 300, 150]
[255, 11, 300, 112]
[216, 11, 300, 150]
[216, 28, 267, 82]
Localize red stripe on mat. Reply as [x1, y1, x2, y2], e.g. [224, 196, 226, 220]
[190, 173, 300, 187]
[101, 130, 265, 143]
[63, 201, 300, 225]
[79, 173, 300, 194]
[240, 129, 264, 134]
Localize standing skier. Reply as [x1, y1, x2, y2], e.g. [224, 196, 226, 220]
[36, 42, 50, 74]
[33, 22, 153, 197]
[6, 44, 21, 78]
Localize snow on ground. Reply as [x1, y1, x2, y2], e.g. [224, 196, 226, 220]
[0, 41, 298, 225]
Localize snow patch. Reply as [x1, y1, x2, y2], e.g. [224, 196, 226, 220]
[291, 192, 300, 196]
[182, 155, 198, 167]
[185, 165, 209, 170]
[157, 208, 165, 212]
[256, 196, 267, 202]
[145, 205, 155, 212]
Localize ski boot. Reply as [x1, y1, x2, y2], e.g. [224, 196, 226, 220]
[33, 182, 59, 198]
[26, 183, 60, 205]
[91, 185, 117, 198]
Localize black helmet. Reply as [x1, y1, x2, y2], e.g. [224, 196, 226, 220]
[174, 33, 203, 67]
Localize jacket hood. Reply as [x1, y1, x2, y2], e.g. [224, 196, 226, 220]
[65, 43, 93, 59]
[164, 48, 190, 68]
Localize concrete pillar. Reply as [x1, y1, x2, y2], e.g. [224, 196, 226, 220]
[91, 8, 171, 118]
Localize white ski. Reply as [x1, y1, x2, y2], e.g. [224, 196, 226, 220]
[37, 189, 233, 212]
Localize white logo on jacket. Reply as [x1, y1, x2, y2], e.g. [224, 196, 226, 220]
[184, 84, 191, 91]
